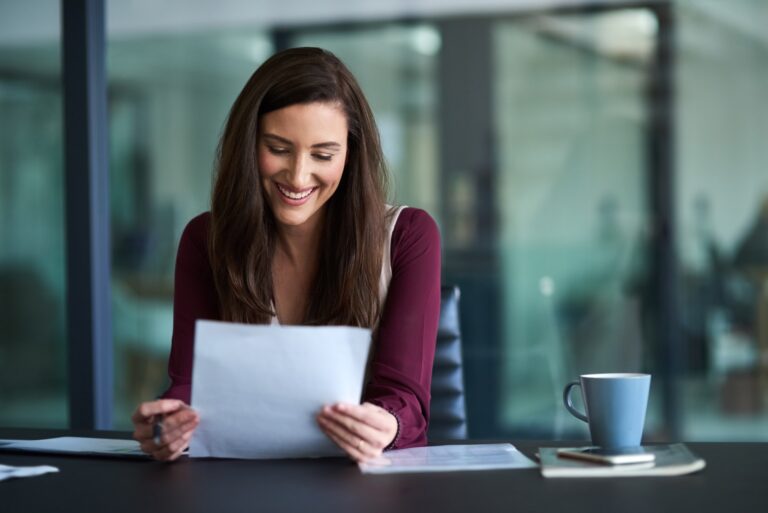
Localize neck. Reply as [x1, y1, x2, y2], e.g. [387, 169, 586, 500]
[274, 209, 324, 266]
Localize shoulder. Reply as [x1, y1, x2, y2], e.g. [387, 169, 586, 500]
[177, 212, 211, 259]
[393, 207, 440, 240]
[391, 207, 441, 260]
[185, 211, 211, 233]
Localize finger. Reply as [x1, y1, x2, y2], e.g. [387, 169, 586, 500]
[132, 401, 184, 435]
[152, 447, 174, 462]
[166, 444, 187, 462]
[329, 404, 398, 451]
[330, 403, 388, 431]
[360, 403, 399, 442]
[159, 408, 199, 433]
[159, 417, 199, 446]
[321, 407, 388, 446]
[138, 416, 197, 455]
[133, 423, 154, 442]
[323, 403, 375, 426]
[152, 415, 198, 450]
[153, 429, 194, 462]
[134, 404, 196, 446]
[322, 426, 372, 463]
[132, 414, 175, 440]
[319, 411, 385, 451]
[167, 429, 193, 456]
[140, 439, 156, 454]
[132, 399, 187, 423]
[317, 415, 383, 457]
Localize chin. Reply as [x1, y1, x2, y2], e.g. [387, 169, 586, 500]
[276, 214, 311, 226]
[271, 206, 316, 227]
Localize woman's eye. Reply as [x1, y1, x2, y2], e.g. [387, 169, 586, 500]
[268, 146, 289, 155]
[313, 154, 333, 162]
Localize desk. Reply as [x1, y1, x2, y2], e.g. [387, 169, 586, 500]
[1, 429, 765, 513]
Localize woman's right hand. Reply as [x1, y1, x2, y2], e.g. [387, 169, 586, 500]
[131, 399, 199, 461]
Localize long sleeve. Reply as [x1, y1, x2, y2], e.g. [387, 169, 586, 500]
[363, 208, 441, 449]
[162, 212, 220, 403]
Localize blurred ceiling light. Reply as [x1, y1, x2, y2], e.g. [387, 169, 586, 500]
[631, 8, 658, 37]
[535, 8, 657, 65]
[411, 26, 441, 56]
[247, 38, 271, 62]
[596, 8, 657, 62]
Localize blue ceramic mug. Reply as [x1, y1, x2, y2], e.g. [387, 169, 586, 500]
[563, 373, 651, 448]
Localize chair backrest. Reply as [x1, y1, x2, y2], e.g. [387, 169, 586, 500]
[428, 285, 468, 440]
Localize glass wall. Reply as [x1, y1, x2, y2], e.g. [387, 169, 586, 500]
[675, 0, 768, 440]
[0, 1, 67, 427]
[492, 9, 657, 439]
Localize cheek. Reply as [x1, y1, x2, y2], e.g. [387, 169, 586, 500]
[316, 166, 344, 194]
[321, 155, 346, 187]
[258, 151, 279, 178]
[328, 162, 345, 184]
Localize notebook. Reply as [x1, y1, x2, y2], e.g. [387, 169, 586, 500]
[538, 443, 706, 478]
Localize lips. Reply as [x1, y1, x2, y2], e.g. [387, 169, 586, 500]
[275, 182, 317, 205]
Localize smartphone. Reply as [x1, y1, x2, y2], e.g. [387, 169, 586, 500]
[556, 446, 656, 465]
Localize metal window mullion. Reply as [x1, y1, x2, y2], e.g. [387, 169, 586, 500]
[647, 3, 681, 439]
[62, 0, 113, 430]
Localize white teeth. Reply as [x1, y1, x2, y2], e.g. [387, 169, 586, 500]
[277, 184, 314, 200]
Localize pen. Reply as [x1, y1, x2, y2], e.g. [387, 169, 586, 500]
[153, 414, 164, 446]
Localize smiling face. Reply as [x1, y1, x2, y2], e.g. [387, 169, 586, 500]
[258, 102, 348, 232]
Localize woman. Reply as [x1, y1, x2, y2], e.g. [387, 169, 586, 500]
[131, 47, 441, 463]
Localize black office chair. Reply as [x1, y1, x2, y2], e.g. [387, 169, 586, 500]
[428, 285, 468, 440]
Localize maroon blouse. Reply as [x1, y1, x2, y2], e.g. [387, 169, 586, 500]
[162, 207, 441, 449]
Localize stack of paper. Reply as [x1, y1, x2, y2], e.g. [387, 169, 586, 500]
[359, 444, 537, 474]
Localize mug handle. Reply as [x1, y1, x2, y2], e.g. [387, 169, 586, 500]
[563, 381, 588, 423]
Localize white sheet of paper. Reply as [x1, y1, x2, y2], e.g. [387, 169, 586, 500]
[0, 463, 59, 481]
[189, 320, 372, 459]
[358, 444, 537, 474]
[0, 437, 144, 457]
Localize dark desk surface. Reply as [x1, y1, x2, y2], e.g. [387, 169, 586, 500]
[1, 429, 765, 513]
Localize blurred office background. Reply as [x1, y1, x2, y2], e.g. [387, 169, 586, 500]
[2, 0, 768, 441]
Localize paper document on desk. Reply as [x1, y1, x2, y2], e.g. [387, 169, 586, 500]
[189, 320, 371, 459]
[0, 463, 59, 482]
[0, 437, 145, 458]
[359, 444, 537, 474]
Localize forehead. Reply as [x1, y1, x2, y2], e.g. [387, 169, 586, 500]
[259, 102, 348, 143]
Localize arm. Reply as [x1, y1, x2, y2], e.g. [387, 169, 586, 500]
[316, 208, 441, 460]
[365, 208, 441, 449]
[162, 212, 220, 402]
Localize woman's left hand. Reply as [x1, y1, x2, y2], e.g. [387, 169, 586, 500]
[316, 402, 398, 462]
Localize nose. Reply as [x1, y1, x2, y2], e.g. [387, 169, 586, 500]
[285, 153, 312, 189]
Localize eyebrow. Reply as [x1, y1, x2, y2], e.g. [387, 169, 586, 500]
[262, 133, 341, 150]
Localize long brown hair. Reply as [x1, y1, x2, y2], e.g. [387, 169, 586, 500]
[210, 47, 389, 327]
